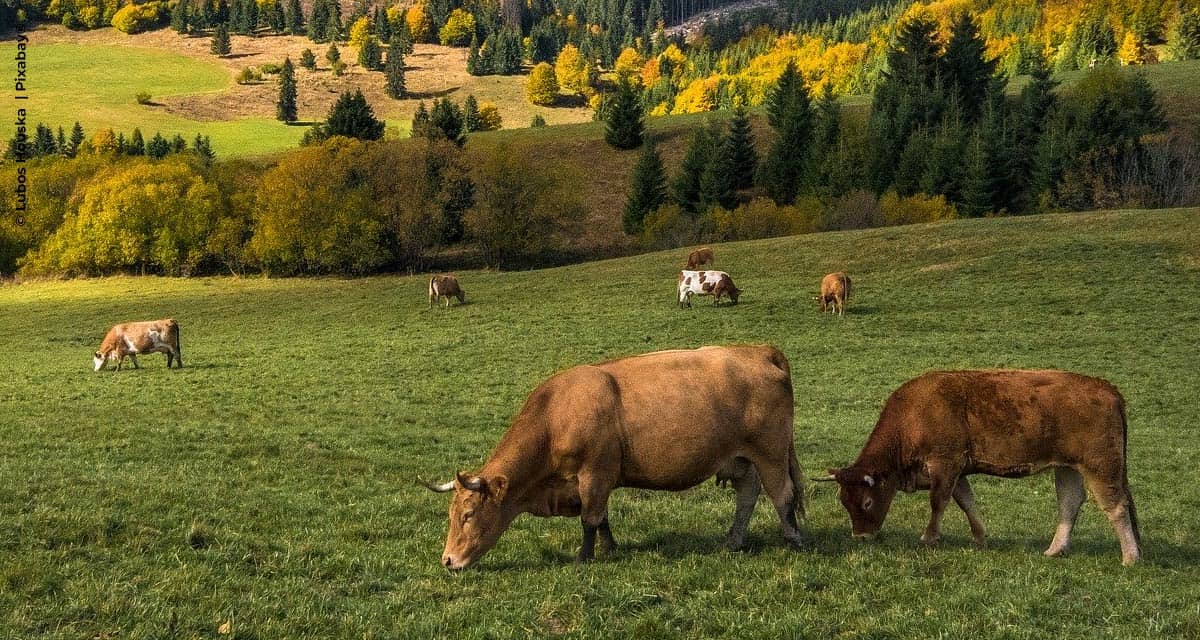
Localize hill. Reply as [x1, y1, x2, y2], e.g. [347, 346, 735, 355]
[1, 207, 1198, 638]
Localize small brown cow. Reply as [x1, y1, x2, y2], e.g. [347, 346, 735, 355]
[93, 319, 182, 371]
[685, 247, 715, 270]
[678, 270, 742, 307]
[818, 272, 852, 316]
[423, 345, 804, 569]
[815, 370, 1141, 565]
[429, 274, 466, 308]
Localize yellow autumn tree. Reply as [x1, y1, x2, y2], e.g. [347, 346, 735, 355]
[476, 102, 503, 130]
[348, 16, 373, 48]
[526, 62, 559, 105]
[1118, 31, 1149, 64]
[406, 3, 432, 43]
[90, 128, 117, 154]
[555, 43, 590, 95]
[614, 47, 644, 80]
[439, 8, 475, 46]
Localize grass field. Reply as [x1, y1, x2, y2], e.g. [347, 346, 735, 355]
[2, 208, 1199, 638]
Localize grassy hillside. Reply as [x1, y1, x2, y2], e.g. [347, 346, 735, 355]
[2, 208, 1199, 638]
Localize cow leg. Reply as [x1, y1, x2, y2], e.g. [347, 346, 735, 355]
[576, 475, 615, 562]
[952, 477, 987, 546]
[921, 466, 957, 545]
[129, 354, 141, 369]
[1081, 469, 1141, 566]
[745, 453, 803, 548]
[597, 518, 617, 555]
[719, 458, 761, 550]
[1044, 467, 1085, 558]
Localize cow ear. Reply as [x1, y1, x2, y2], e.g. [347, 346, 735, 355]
[488, 475, 509, 501]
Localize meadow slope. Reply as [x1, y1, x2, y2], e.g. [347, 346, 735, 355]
[2, 208, 1200, 638]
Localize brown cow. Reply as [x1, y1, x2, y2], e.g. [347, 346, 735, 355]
[93, 319, 182, 371]
[429, 274, 466, 308]
[685, 247, 715, 270]
[423, 345, 804, 569]
[818, 272, 852, 316]
[678, 270, 742, 307]
[815, 370, 1140, 565]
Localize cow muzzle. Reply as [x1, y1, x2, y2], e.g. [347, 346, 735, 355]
[442, 553, 469, 571]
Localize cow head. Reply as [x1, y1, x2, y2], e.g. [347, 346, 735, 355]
[93, 351, 107, 372]
[818, 467, 897, 539]
[728, 286, 742, 304]
[425, 471, 510, 570]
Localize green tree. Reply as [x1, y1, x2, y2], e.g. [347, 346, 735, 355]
[128, 128, 145, 156]
[147, 132, 170, 158]
[426, 98, 465, 145]
[326, 90, 385, 140]
[326, 42, 340, 64]
[171, 0, 190, 33]
[604, 77, 644, 150]
[1168, 10, 1200, 60]
[307, 0, 328, 40]
[941, 12, 997, 123]
[286, 0, 303, 35]
[759, 61, 812, 204]
[210, 23, 232, 56]
[724, 103, 757, 190]
[277, 56, 298, 122]
[384, 36, 406, 98]
[463, 94, 481, 132]
[193, 134, 215, 163]
[672, 125, 718, 214]
[68, 122, 85, 158]
[624, 138, 667, 234]
[358, 36, 383, 70]
[299, 47, 316, 70]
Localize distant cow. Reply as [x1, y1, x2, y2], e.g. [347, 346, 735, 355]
[429, 274, 466, 308]
[94, 319, 182, 371]
[678, 270, 742, 307]
[685, 247, 715, 270]
[815, 370, 1140, 565]
[423, 345, 805, 569]
[818, 272, 852, 316]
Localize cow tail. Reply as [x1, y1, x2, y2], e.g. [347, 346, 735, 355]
[1117, 394, 1141, 546]
[789, 441, 806, 520]
[172, 320, 183, 368]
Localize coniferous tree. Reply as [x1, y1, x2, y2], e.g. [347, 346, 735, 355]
[308, 0, 329, 40]
[56, 127, 67, 157]
[941, 12, 997, 123]
[759, 61, 812, 204]
[700, 131, 737, 211]
[919, 99, 967, 201]
[959, 131, 992, 217]
[466, 33, 485, 75]
[229, 0, 243, 33]
[214, 0, 229, 23]
[128, 128, 146, 156]
[809, 84, 841, 194]
[243, 0, 259, 34]
[359, 36, 383, 70]
[211, 23, 232, 56]
[396, 19, 413, 54]
[624, 138, 667, 234]
[147, 132, 170, 159]
[115, 133, 128, 155]
[463, 94, 481, 132]
[374, 5, 390, 41]
[299, 48, 316, 70]
[724, 103, 757, 190]
[323, 0, 342, 41]
[171, 133, 188, 153]
[286, 0, 304, 35]
[268, 0, 285, 33]
[172, 0, 190, 33]
[33, 124, 55, 157]
[326, 42, 341, 64]
[672, 125, 718, 214]
[424, 97, 465, 145]
[604, 77, 644, 149]
[384, 36, 406, 98]
[68, 122, 85, 157]
[326, 90, 385, 140]
[277, 56, 298, 122]
[193, 134, 215, 163]
[412, 101, 431, 136]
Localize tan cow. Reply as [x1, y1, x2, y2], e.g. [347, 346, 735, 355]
[815, 370, 1141, 565]
[685, 247, 715, 270]
[93, 319, 182, 371]
[429, 274, 466, 308]
[423, 345, 805, 569]
[678, 270, 742, 307]
[818, 272, 852, 316]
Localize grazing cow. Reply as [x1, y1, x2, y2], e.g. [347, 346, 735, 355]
[815, 370, 1140, 565]
[423, 345, 805, 569]
[93, 319, 182, 371]
[678, 270, 742, 307]
[429, 274, 466, 308]
[818, 272, 852, 316]
[685, 247, 715, 270]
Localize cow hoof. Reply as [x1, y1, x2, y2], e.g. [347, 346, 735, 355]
[1043, 545, 1068, 558]
[575, 552, 594, 564]
[724, 536, 746, 551]
[919, 533, 941, 546]
[973, 538, 988, 549]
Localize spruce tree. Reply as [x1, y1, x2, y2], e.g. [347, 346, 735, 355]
[129, 128, 146, 156]
[941, 12, 997, 123]
[193, 134, 215, 163]
[277, 56, 298, 122]
[115, 133, 127, 155]
[624, 138, 667, 234]
[809, 84, 841, 194]
[326, 89, 385, 140]
[243, 0, 259, 34]
[211, 23, 232, 56]
[147, 132, 170, 159]
[358, 36, 382, 70]
[286, 0, 304, 35]
[700, 137, 737, 210]
[299, 48, 316, 70]
[604, 77, 644, 150]
[1013, 59, 1057, 210]
[396, 19, 413, 54]
[308, 0, 328, 40]
[463, 94, 481, 132]
[384, 37, 406, 98]
[215, 0, 229, 24]
[412, 101, 431, 136]
[68, 122, 85, 157]
[171, 0, 190, 33]
[466, 33, 485, 75]
[759, 61, 812, 204]
[55, 127, 66, 157]
[426, 97, 465, 145]
[326, 42, 340, 64]
[724, 103, 757, 190]
[672, 125, 717, 214]
[229, 0, 243, 33]
[172, 133, 187, 153]
[269, 0, 285, 33]
[374, 5, 390, 41]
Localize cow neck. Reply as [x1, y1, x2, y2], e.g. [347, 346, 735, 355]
[853, 418, 904, 477]
[479, 422, 552, 517]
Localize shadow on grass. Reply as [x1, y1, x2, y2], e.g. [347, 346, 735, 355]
[285, 121, 322, 127]
[407, 87, 461, 100]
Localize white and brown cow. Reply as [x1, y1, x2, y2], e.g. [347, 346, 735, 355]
[678, 270, 742, 308]
[429, 274, 466, 308]
[93, 319, 182, 371]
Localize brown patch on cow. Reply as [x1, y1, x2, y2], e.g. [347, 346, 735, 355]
[685, 276, 692, 285]
[702, 281, 715, 292]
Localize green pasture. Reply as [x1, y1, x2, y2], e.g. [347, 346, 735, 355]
[1, 208, 1199, 638]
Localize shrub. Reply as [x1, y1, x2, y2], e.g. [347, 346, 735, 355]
[526, 62, 559, 106]
[476, 102, 502, 131]
[135, 91, 152, 105]
[707, 197, 821, 241]
[236, 67, 262, 84]
[259, 62, 282, 75]
[530, 114, 547, 127]
[299, 48, 317, 70]
[822, 190, 884, 231]
[641, 204, 701, 250]
[331, 60, 347, 76]
[879, 191, 959, 226]
[438, 8, 475, 47]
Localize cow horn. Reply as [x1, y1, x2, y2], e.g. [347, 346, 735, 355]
[810, 474, 838, 482]
[456, 470, 485, 492]
[418, 476, 456, 493]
